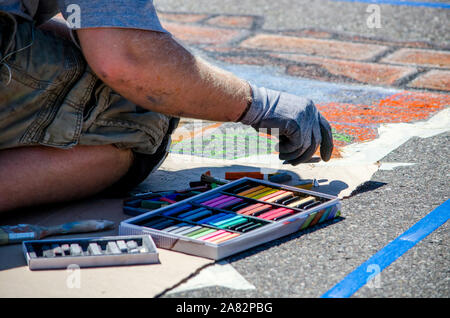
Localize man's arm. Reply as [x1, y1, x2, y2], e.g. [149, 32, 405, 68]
[77, 27, 333, 163]
[77, 28, 252, 122]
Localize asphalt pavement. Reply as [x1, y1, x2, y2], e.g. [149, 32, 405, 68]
[162, 132, 449, 298]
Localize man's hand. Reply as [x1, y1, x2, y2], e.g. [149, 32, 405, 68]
[239, 84, 334, 165]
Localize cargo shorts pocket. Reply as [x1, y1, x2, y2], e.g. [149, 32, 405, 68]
[0, 13, 88, 150]
[79, 83, 173, 155]
[1, 12, 176, 154]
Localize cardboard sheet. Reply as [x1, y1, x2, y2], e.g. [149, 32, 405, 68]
[0, 152, 377, 298]
[142, 153, 379, 199]
[0, 198, 212, 298]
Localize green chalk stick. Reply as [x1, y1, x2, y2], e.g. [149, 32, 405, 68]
[189, 229, 217, 239]
[185, 227, 210, 238]
[218, 218, 248, 229]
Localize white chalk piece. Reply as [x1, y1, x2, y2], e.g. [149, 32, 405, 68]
[126, 240, 138, 251]
[88, 243, 103, 256]
[52, 244, 63, 257]
[42, 245, 54, 258]
[106, 241, 121, 254]
[69, 243, 82, 256]
[116, 240, 128, 253]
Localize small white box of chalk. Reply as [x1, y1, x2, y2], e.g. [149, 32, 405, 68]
[22, 235, 159, 270]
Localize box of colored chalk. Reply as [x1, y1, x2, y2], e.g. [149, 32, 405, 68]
[119, 178, 341, 260]
[22, 235, 159, 270]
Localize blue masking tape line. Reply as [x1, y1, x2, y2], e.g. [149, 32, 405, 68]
[322, 199, 450, 298]
[331, 0, 450, 9]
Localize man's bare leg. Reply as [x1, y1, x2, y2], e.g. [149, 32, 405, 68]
[0, 145, 133, 213]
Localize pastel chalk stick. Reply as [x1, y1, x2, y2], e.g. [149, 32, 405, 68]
[266, 192, 294, 203]
[251, 189, 279, 199]
[241, 204, 272, 216]
[258, 208, 290, 219]
[177, 226, 203, 236]
[236, 203, 263, 214]
[258, 190, 287, 201]
[207, 197, 235, 208]
[183, 209, 213, 221]
[162, 204, 193, 216]
[207, 214, 236, 225]
[213, 197, 243, 209]
[189, 228, 217, 239]
[203, 231, 232, 242]
[211, 215, 243, 226]
[266, 210, 294, 221]
[198, 230, 227, 241]
[170, 225, 194, 234]
[177, 207, 207, 218]
[219, 217, 248, 229]
[201, 195, 229, 206]
[236, 185, 265, 196]
[246, 187, 272, 198]
[210, 233, 240, 244]
[241, 223, 263, 232]
[197, 213, 228, 224]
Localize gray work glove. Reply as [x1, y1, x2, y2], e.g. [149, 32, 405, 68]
[239, 83, 333, 165]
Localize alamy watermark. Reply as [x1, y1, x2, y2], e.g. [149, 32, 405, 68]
[366, 4, 382, 29]
[366, 264, 382, 289]
[65, 4, 81, 29]
[66, 264, 81, 289]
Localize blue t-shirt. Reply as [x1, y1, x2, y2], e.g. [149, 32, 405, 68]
[0, 0, 167, 33]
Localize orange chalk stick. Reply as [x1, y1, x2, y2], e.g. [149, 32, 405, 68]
[210, 233, 240, 244]
[204, 231, 233, 242]
[236, 185, 265, 197]
[240, 204, 272, 216]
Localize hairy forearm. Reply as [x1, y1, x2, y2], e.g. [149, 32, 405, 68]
[77, 28, 251, 122]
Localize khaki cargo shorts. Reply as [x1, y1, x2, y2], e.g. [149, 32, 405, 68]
[0, 12, 179, 194]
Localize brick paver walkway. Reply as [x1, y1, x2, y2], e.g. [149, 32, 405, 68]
[159, 11, 449, 158]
